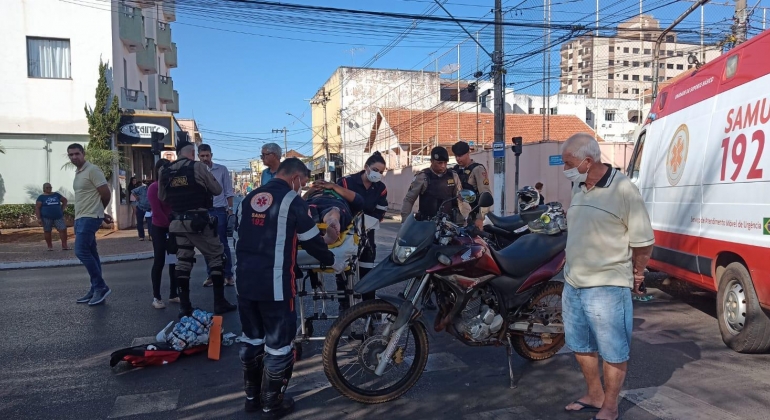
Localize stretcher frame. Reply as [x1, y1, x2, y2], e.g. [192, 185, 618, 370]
[293, 212, 374, 359]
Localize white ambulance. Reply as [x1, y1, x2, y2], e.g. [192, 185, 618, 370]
[627, 29, 770, 353]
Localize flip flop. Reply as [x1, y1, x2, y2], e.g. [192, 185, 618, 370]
[565, 401, 601, 412]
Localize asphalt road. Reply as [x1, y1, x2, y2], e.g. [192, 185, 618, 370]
[1, 220, 770, 420]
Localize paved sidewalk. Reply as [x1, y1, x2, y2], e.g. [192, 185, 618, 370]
[0, 228, 155, 270]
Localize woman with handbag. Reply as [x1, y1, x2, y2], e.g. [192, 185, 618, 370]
[147, 159, 179, 309]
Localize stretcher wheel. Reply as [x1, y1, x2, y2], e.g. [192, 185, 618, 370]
[295, 342, 304, 361]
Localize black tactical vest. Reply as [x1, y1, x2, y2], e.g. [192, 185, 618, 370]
[453, 162, 482, 192]
[418, 168, 457, 218]
[162, 159, 212, 213]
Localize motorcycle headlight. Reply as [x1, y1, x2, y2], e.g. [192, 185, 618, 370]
[393, 244, 417, 264]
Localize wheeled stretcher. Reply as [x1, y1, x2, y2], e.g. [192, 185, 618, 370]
[293, 213, 378, 359]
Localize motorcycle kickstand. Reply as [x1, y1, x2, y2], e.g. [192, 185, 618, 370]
[506, 334, 517, 389]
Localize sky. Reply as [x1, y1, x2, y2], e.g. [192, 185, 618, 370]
[162, 0, 766, 171]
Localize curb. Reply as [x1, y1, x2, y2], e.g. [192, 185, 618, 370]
[0, 251, 154, 271]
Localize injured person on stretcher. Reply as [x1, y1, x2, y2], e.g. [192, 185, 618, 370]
[303, 180, 364, 245]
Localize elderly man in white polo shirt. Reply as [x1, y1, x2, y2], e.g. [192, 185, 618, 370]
[560, 133, 654, 420]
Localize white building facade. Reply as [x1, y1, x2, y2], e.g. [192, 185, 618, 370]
[0, 0, 179, 205]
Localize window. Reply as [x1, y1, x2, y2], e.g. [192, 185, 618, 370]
[623, 74, 629, 80]
[579, 62, 583, 69]
[688, 64, 694, 69]
[550, 107, 558, 115]
[27, 37, 71, 79]
[609, 46, 615, 52]
[667, 77, 673, 80]
[577, 89, 583, 94]
[569, 53, 573, 59]
[623, 88, 629, 94]
[586, 109, 592, 121]
[578, 49, 583, 55]
[623, 60, 629, 66]
[644, 75, 652, 81]
[644, 48, 651, 54]
[659, 76, 665, 82]
[667, 63, 674, 69]
[660, 63, 665, 68]
[539, 108, 546, 115]
[667, 51, 674, 57]
[569, 66, 573, 71]
[633, 61, 640, 67]
[624, 47, 630, 53]
[123, 58, 127, 88]
[632, 88, 640, 94]
[677, 51, 684, 57]
[644, 34, 652, 40]
[644, 61, 650, 68]
[608, 74, 615, 80]
[633, 48, 640, 54]
[528, 107, 535, 114]
[724, 54, 739, 79]
[609, 59, 615, 66]
[632, 75, 640, 81]
[676, 64, 684, 70]
[666, 35, 675, 42]
[605, 110, 616, 121]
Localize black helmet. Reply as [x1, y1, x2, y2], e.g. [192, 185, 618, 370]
[517, 186, 540, 212]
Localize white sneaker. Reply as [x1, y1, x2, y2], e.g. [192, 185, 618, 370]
[152, 298, 166, 309]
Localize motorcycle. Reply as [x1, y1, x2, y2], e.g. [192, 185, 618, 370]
[483, 204, 549, 250]
[322, 191, 567, 404]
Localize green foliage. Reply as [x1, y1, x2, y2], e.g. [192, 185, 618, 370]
[61, 146, 123, 180]
[84, 61, 120, 151]
[0, 204, 75, 222]
[25, 185, 74, 202]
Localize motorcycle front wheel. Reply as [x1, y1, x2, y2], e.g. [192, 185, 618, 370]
[322, 299, 429, 404]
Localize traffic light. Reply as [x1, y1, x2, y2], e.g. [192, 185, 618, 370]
[151, 132, 164, 154]
[511, 136, 523, 156]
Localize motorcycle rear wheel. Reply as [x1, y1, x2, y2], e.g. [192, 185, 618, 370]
[511, 281, 566, 361]
[322, 299, 430, 404]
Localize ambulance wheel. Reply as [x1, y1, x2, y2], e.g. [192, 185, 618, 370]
[716, 262, 770, 353]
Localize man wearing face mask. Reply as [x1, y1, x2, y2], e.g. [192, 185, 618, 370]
[159, 141, 237, 317]
[233, 157, 342, 418]
[451, 141, 492, 229]
[337, 151, 388, 303]
[560, 133, 654, 420]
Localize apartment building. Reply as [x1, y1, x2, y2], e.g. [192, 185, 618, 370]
[0, 0, 180, 212]
[559, 15, 721, 100]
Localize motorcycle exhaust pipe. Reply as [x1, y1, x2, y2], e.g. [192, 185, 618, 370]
[509, 322, 564, 334]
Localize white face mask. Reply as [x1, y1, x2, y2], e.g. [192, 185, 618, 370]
[290, 177, 304, 194]
[563, 158, 589, 183]
[366, 167, 383, 183]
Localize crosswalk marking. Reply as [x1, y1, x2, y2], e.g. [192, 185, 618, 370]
[621, 386, 743, 420]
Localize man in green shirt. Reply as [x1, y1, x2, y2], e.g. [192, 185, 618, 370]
[69, 143, 114, 306]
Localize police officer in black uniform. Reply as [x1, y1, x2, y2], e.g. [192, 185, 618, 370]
[401, 146, 462, 222]
[336, 151, 388, 302]
[401, 147, 462, 310]
[452, 141, 492, 228]
[234, 158, 344, 418]
[159, 141, 237, 317]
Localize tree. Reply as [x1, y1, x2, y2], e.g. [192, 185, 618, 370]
[64, 61, 123, 179]
[84, 61, 120, 150]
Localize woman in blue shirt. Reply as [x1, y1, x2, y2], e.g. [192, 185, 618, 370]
[35, 183, 70, 251]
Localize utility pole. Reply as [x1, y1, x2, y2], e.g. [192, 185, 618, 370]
[735, 0, 748, 45]
[493, 0, 506, 215]
[271, 127, 288, 156]
[311, 89, 331, 181]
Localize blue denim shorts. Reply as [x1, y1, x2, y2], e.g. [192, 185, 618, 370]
[562, 282, 633, 363]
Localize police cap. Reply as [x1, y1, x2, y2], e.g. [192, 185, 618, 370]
[451, 141, 470, 157]
[430, 146, 449, 162]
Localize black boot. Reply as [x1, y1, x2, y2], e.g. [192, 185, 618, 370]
[211, 274, 237, 314]
[243, 353, 265, 413]
[177, 277, 193, 318]
[260, 365, 295, 419]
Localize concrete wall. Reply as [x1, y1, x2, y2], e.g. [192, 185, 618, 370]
[382, 141, 635, 216]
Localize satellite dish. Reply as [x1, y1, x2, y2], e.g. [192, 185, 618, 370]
[440, 63, 460, 74]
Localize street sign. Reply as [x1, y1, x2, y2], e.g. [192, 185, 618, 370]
[549, 155, 564, 166]
[493, 141, 505, 158]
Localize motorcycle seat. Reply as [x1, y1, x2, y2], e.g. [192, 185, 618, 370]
[490, 233, 567, 278]
[486, 213, 527, 232]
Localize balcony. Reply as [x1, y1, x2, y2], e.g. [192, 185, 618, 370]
[119, 5, 144, 51]
[166, 90, 179, 113]
[157, 21, 172, 52]
[160, 0, 176, 22]
[136, 38, 157, 74]
[121, 88, 147, 110]
[158, 75, 174, 103]
[164, 42, 177, 68]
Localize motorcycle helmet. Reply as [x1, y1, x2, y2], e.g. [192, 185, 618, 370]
[517, 186, 540, 212]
